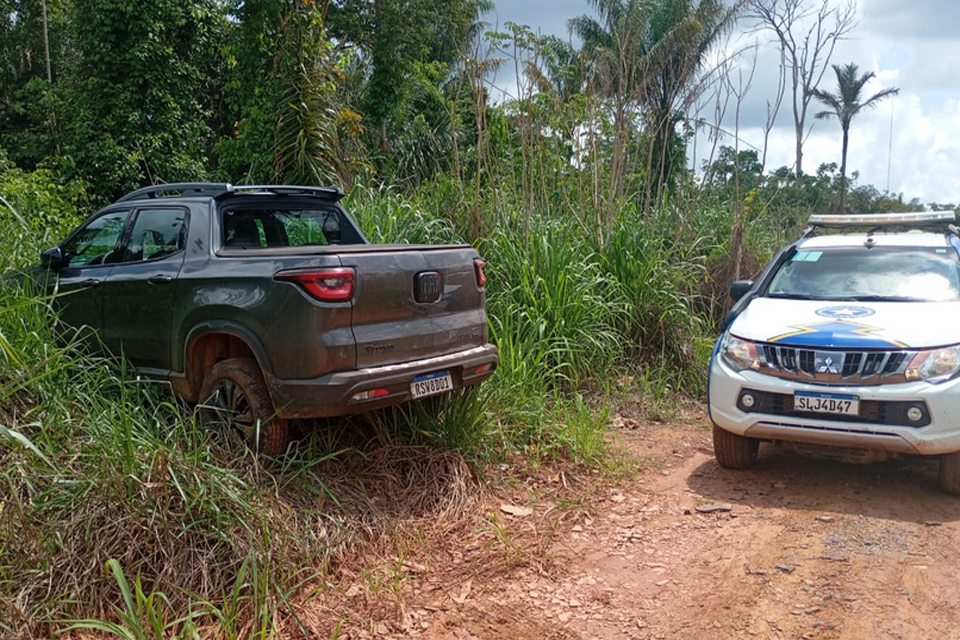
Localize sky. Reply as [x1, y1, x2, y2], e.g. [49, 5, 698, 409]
[488, 0, 960, 205]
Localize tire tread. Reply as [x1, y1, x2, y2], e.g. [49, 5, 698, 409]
[939, 451, 960, 495]
[712, 423, 759, 469]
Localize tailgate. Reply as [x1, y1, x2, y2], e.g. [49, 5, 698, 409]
[343, 246, 488, 368]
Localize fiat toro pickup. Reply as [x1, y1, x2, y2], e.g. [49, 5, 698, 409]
[36, 183, 498, 454]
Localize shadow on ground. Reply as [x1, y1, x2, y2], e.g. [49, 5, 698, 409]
[685, 442, 960, 525]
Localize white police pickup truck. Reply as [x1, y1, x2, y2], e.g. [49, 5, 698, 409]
[708, 212, 960, 494]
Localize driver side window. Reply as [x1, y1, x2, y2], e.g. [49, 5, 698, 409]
[62, 210, 129, 267]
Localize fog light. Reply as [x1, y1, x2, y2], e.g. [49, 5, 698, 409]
[907, 406, 924, 423]
[740, 391, 757, 410]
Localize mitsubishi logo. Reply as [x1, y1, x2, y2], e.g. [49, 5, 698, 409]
[816, 353, 839, 374]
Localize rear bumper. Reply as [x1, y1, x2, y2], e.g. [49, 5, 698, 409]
[265, 344, 499, 419]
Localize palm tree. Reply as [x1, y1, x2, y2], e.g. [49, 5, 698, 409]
[810, 63, 899, 212]
[570, 0, 742, 206]
[525, 36, 589, 106]
[569, 0, 651, 204]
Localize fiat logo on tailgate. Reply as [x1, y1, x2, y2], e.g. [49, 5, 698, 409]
[415, 271, 443, 303]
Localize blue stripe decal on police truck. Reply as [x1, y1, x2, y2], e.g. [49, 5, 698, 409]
[768, 320, 908, 349]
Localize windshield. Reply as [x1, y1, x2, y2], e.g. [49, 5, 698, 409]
[766, 246, 960, 302]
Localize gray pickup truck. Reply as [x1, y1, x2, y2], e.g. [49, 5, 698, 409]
[36, 183, 498, 454]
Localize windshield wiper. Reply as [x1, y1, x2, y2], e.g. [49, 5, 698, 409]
[766, 293, 856, 301]
[848, 295, 931, 302]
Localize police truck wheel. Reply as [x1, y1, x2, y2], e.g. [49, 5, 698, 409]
[712, 423, 759, 469]
[938, 451, 960, 495]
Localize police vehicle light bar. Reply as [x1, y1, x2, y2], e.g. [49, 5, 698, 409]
[808, 212, 957, 228]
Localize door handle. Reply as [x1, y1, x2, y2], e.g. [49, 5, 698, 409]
[80, 278, 100, 288]
[148, 275, 174, 285]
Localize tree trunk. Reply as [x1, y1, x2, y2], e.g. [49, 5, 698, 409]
[609, 99, 626, 212]
[41, 0, 52, 83]
[378, 121, 389, 153]
[839, 124, 849, 213]
[794, 118, 804, 186]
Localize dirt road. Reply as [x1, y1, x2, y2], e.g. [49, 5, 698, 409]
[322, 412, 960, 640]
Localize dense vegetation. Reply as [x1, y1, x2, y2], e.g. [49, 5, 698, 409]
[0, 0, 951, 636]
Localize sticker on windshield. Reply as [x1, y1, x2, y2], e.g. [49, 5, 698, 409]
[815, 306, 875, 319]
[791, 251, 823, 262]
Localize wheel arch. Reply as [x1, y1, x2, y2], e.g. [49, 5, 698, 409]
[179, 321, 273, 403]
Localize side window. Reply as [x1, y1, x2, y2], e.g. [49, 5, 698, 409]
[61, 210, 129, 267]
[123, 208, 187, 262]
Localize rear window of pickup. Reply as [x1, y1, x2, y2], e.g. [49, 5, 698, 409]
[223, 208, 346, 248]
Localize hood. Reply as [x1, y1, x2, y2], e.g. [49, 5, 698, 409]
[729, 298, 960, 349]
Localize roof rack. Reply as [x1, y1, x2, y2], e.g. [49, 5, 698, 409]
[808, 212, 956, 229]
[224, 185, 345, 200]
[116, 183, 345, 203]
[116, 183, 233, 202]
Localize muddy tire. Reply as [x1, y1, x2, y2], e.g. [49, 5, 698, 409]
[938, 451, 960, 495]
[199, 358, 290, 456]
[712, 423, 759, 469]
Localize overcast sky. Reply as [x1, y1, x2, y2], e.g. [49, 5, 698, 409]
[488, 0, 960, 205]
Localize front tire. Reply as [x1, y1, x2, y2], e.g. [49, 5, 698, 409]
[713, 423, 759, 469]
[938, 451, 960, 495]
[199, 358, 290, 456]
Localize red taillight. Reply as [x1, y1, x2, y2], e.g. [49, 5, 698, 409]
[276, 267, 355, 301]
[474, 259, 487, 288]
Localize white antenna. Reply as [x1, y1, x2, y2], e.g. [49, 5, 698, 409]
[886, 89, 896, 193]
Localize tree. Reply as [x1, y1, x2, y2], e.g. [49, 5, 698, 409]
[55, 0, 229, 201]
[570, 0, 741, 206]
[0, 0, 71, 165]
[216, 0, 361, 187]
[639, 0, 742, 204]
[810, 62, 898, 212]
[326, 0, 489, 156]
[570, 0, 651, 204]
[749, 0, 857, 182]
[525, 36, 589, 106]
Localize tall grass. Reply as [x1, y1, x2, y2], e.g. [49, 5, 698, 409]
[0, 271, 326, 635]
[344, 187, 718, 464]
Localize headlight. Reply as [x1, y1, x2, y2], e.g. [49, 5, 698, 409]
[906, 346, 960, 383]
[720, 334, 761, 372]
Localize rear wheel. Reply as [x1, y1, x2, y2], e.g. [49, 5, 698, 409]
[938, 451, 960, 495]
[199, 358, 290, 456]
[712, 423, 759, 469]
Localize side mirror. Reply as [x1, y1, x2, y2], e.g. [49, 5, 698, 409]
[40, 246, 64, 270]
[730, 280, 754, 302]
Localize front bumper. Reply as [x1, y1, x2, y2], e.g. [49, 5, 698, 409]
[265, 344, 498, 419]
[709, 355, 960, 455]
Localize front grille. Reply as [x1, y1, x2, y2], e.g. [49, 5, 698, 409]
[740, 390, 930, 428]
[756, 344, 914, 385]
